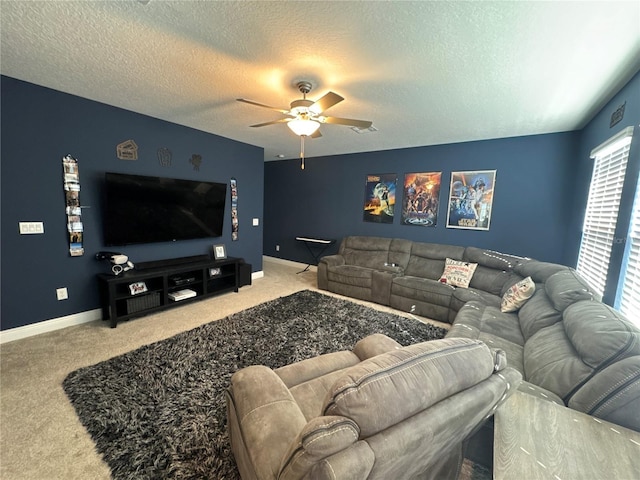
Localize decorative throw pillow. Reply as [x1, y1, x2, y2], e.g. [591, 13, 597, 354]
[501, 276, 536, 312]
[439, 258, 478, 288]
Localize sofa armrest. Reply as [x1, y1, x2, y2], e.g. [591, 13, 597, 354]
[275, 351, 361, 388]
[518, 380, 564, 405]
[352, 333, 402, 360]
[318, 255, 346, 290]
[319, 254, 346, 267]
[227, 365, 307, 479]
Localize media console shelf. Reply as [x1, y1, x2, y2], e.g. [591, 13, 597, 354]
[98, 257, 242, 328]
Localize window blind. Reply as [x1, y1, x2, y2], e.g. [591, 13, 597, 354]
[617, 175, 640, 325]
[576, 127, 633, 297]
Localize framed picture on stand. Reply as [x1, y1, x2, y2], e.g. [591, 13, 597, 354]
[213, 244, 227, 260]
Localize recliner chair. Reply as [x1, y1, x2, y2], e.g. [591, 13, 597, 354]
[226, 334, 521, 480]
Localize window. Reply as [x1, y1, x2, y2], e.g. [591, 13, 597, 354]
[616, 173, 640, 325]
[576, 127, 634, 297]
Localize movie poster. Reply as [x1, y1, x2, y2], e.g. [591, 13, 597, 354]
[446, 170, 497, 230]
[402, 172, 441, 227]
[363, 173, 396, 223]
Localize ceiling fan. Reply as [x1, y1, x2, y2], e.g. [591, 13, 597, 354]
[237, 81, 372, 169]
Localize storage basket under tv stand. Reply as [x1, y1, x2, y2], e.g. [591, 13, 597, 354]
[97, 257, 241, 328]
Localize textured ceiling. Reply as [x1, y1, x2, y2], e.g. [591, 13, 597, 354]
[1, 1, 639, 161]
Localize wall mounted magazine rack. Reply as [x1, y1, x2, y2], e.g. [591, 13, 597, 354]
[62, 155, 84, 256]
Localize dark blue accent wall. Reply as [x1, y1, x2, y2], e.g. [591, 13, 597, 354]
[1, 76, 264, 330]
[264, 132, 581, 265]
[572, 71, 640, 305]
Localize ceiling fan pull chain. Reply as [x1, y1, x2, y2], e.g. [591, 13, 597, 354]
[300, 136, 305, 170]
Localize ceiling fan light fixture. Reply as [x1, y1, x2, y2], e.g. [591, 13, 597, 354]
[287, 118, 320, 136]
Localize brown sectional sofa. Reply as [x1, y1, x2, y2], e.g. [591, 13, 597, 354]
[317, 235, 640, 435]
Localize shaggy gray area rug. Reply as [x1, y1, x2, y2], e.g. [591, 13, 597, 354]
[63, 290, 451, 479]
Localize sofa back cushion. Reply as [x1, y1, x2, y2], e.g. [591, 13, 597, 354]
[524, 300, 640, 403]
[518, 268, 597, 341]
[404, 242, 465, 279]
[388, 238, 413, 268]
[515, 260, 568, 283]
[517, 287, 563, 340]
[463, 247, 526, 271]
[323, 338, 497, 437]
[564, 300, 639, 375]
[340, 236, 392, 269]
[545, 269, 599, 309]
[461, 247, 525, 296]
[467, 267, 518, 296]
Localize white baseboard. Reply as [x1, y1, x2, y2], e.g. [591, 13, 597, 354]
[263, 255, 316, 271]
[0, 308, 103, 344]
[1, 267, 271, 344]
[252, 270, 265, 280]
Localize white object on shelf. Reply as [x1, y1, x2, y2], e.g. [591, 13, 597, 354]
[168, 289, 197, 302]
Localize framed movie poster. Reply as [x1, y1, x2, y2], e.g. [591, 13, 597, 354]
[402, 172, 441, 227]
[446, 170, 496, 230]
[363, 173, 396, 223]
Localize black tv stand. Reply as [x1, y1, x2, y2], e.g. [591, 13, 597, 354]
[97, 256, 242, 328]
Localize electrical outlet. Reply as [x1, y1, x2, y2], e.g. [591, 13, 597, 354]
[276, 245, 280, 252]
[56, 288, 68, 301]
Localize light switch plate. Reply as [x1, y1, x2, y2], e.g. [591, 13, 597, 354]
[252, 218, 259, 226]
[19, 222, 44, 234]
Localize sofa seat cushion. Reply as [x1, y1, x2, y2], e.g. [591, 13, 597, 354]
[327, 265, 376, 287]
[389, 276, 456, 321]
[446, 301, 525, 374]
[449, 287, 501, 313]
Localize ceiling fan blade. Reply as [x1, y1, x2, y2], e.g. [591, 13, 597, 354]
[237, 98, 290, 115]
[310, 129, 322, 139]
[309, 92, 344, 114]
[320, 116, 373, 129]
[250, 118, 290, 128]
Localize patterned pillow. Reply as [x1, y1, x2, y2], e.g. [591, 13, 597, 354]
[439, 258, 478, 288]
[501, 276, 536, 312]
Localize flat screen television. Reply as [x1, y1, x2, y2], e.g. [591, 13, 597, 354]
[102, 172, 227, 246]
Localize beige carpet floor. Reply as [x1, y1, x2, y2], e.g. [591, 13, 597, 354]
[0, 258, 451, 479]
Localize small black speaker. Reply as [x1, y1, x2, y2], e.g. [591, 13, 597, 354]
[239, 262, 252, 287]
